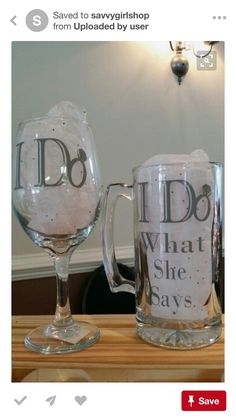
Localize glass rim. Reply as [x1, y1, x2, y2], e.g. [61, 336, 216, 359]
[132, 161, 223, 173]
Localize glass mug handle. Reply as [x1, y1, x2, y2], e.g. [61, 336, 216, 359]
[102, 183, 135, 294]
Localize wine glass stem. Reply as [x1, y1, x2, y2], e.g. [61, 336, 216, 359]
[53, 255, 73, 327]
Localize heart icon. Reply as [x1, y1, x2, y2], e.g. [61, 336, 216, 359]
[75, 395, 87, 406]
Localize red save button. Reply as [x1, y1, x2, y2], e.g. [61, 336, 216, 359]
[182, 391, 226, 411]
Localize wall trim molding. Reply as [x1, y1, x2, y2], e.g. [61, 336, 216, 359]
[12, 246, 134, 281]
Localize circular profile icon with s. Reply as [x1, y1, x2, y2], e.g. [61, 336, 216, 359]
[26, 9, 49, 32]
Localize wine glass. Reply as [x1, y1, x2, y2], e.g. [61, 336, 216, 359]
[12, 103, 102, 354]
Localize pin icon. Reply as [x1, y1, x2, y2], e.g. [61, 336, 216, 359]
[188, 395, 194, 407]
[45, 395, 56, 406]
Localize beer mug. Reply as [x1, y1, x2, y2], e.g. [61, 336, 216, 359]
[102, 161, 223, 349]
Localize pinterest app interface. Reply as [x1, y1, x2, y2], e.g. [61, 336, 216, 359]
[1, 1, 235, 419]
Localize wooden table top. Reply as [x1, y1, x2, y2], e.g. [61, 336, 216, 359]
[12, 314, 224, 382]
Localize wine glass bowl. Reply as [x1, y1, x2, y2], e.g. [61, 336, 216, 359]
[13, 103, 102, 354]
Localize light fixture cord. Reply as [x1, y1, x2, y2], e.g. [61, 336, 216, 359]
[192, 43, 213, 58]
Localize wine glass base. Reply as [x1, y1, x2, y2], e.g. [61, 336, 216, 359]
[24, 321, 100, 354]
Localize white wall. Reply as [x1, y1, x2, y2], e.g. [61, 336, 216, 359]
[12, 41, 224, 268]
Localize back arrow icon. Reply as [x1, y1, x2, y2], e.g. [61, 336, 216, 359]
[10, 15, 17, 25]
[45, 395, 56, 406]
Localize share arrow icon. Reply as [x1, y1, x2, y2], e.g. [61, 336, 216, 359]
[45, 395, 56, 406]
